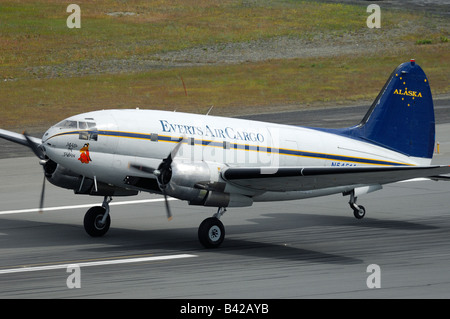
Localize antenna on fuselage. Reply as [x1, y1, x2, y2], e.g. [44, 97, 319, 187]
[206, 105, 214, 116]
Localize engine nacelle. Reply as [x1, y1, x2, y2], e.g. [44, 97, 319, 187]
[44, 160, 137, 196]
[165, 161, 253, 207]
[170, 161, 213, 188]
[44, 160, 81, 190]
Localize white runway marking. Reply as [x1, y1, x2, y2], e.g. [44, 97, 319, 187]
[0, 254, 197, 275]
[0, 197, 177, 215]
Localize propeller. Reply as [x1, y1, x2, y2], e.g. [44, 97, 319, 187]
[23, 131, 47, 213]
[129, 137, 185, 221]
[23, 132, 45, 160]
[38, 174, 46, 214]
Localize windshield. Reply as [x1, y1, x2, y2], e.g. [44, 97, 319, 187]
[55, 120, 96, 130]
[55, 120, 77, 129]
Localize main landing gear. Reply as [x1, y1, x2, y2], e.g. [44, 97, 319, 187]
[348, 190, 366, 219]
[198, 207, 227, 249]
[83, 193, 363, 246]
[83, 197, 228, 248]
[84, 196, 112, 237]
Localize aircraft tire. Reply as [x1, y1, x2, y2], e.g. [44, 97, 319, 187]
[198, 217, 225, 249]
[353, 205, 366, 219]
[84, 206, 111, 237]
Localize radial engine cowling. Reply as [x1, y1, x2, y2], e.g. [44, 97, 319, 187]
[44, 159, 81, 190]
[44, 160, 137, 196]
[165, 161, 253, 208]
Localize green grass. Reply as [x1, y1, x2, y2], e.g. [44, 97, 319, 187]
[416, 39, 433, 45]
[0, 0, 448, 130]
[1, 44, 448, 129]
[0, 0, 426, 71]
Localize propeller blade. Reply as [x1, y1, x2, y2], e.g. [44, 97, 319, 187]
[165, 137, 185, 166]
[38, 175, 46, 214]
[159, 138, 185, 221]
[23, 132, 47, 213]
[162, 190, 173, 221]
[129, 138, 184, 221]
[23, 131, 45, 160]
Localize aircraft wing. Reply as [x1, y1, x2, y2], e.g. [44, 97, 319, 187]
[0, 129, 42, 147]
[221, 165, 450, 192]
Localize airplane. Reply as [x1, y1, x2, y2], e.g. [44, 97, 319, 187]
[1, 59, 449, 248]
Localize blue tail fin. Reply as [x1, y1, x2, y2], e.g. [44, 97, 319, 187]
[345, 60, 435, 159]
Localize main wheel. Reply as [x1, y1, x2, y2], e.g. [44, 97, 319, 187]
[353, 205, 366, 219]
[84, 206, 111, 237]
[198, 217, 225, 249]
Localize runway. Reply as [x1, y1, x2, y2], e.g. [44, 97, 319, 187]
[1, 111, 450, 299]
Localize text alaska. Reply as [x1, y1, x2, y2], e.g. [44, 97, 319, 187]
[393, 89, 422, 98]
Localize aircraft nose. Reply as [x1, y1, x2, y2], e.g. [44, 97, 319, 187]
[42, 129, 50, 143]
[41, 124, 63, 148]
[42, 127, 54, 143]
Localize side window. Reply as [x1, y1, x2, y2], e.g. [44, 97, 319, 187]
[79, 131, 98, 141]
[90, 132, 98, 141]
[79, 122, 98, 141]
[79, 131, 89, 140]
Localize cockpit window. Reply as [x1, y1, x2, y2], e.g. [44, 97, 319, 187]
[79, 131, 98, 141]
[78, 121, 98, 141]
[90, 132, 98, 141]
[55, 120, 77, 129]
[55, 120, 97, 130]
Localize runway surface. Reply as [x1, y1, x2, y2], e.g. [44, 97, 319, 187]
[1, 108, 450, 299]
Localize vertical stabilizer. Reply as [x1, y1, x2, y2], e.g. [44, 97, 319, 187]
[346, 60, 435, 159]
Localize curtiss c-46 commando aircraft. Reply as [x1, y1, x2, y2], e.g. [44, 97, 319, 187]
[1, 60, 449, 248]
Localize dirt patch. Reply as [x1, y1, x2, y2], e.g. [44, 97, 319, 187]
[26, 20, 432, 79]
[316, 0, 450, 17]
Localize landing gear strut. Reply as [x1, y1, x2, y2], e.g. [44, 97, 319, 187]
[198, 207, 226, 249]
[84, 196, 112, 237]
[348, 190, 366, 219]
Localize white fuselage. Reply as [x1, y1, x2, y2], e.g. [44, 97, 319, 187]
[42, 109, 428, 203]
